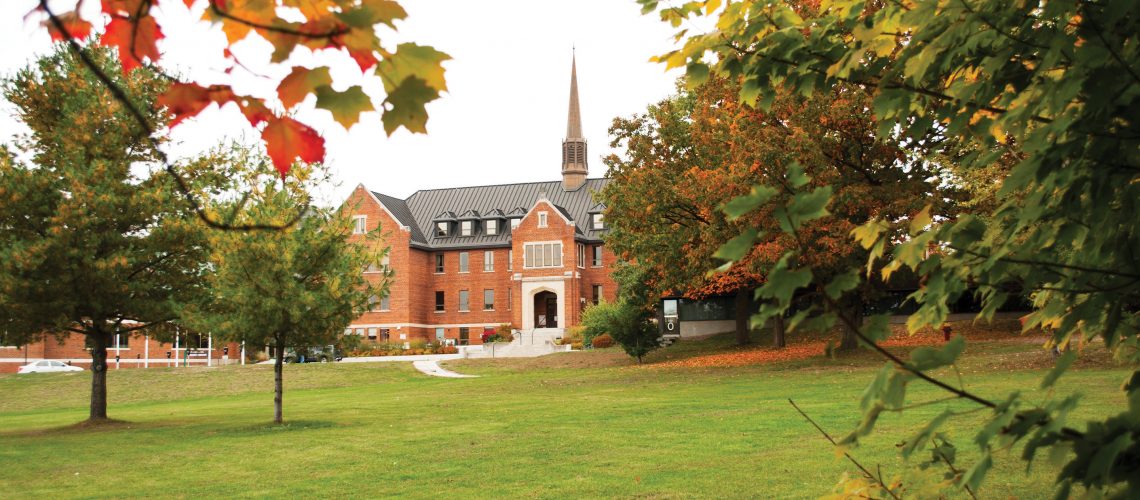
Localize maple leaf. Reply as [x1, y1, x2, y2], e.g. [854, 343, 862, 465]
[158, 83, 239, 126]
[381, 76, 438, 135]
[101, 15, 164, 73]
[315, 85, 374, 128]
[43, 10, 93, 42]
[376, 43, 450, 93]
[262, 117, 325, 178]
[277, 66, 333, 109]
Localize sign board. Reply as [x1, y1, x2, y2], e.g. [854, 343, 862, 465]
[663, 316, 679, 334]
[187, 348, 210, 358]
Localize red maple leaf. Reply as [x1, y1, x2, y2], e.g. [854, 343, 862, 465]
[101, 15, 163, 73]
[43, 10, 93, 42]
[262, 117, 325, 178]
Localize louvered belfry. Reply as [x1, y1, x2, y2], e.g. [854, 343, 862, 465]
[561, 53, 588, 191]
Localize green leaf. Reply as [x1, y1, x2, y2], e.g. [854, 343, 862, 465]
[713, 228, 758, 262]
[902, 411, 953, 458]
[1089, 433, 1132, 484]
[723, 185, 777, 220]
[786, 162, 809, 188]
[381, 77, 438, 135]
[315, 85, 374, 128]
[376, 42, 451, 93]
[909, 204, 932, 235]
[786, 185, 832, 230]
[1040, 350, 1076, 389]
[959, 452, 992, 492]
[909, 335, 966, 371]
[756, 254, 812, 304]
[685, 62, 710, 89]
[824, 269, 861, 299]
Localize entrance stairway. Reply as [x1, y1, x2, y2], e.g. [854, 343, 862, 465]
[465, 328, 571, 358]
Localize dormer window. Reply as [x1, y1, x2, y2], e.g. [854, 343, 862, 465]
[538, 212, 548, 228]
[460, 220, 473, 236]
[592, 213, 604, 229]
[511, 218, 521, 230]
[436, 221, 449, 237]
[486, 219, 498, 235]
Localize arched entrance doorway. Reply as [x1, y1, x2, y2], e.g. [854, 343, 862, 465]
[533, 291, 558, 328]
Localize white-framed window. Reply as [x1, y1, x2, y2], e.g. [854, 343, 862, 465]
[483, 250, 494, 272]
[435, 254, 444, 273]
[352, 215, 367, 234]
[592, 284, 603, 304]
[435, 327, 445, 341]
[435, 291, 445, 312]
[486, 219, 498, 235]
[367, 327, 377, 340]
[577, 243, 586, 268]
[508, 249, 513, 271]
[460, 220, 473, 236]
[483, 289, 494, 310]
[364, 263, 381, 273]
[592, 213, 604, 229]
[380, 294, 390, 311]
[592, 246, 603, 267]
[381, 254, 390, 271]
[510, 218, 521, 230]
[523, 242, 563, 268]
[112, 334, 129, 349]
[538, 212, 548, 228]
[344, 328, 354, 336]
[436, 221, 449, 237]
[459, 252, 469, 272]
[458, 290, 470, 312]
[368, 295, 381, 311]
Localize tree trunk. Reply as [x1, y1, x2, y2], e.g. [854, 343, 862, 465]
[89, 328, 110, 421]
[772, 313, 786, 349]
[838, 299, 863, 352]
[734, 289, 751, 345]
[273, 341, 285, 425]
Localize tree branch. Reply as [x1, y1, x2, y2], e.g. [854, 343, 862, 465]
[789, 399, 901, 500]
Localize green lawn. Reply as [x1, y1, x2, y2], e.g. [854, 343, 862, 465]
[0, 333, 1129, 498]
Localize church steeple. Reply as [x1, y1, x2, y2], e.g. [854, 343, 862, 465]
[561, 51, 588, 191]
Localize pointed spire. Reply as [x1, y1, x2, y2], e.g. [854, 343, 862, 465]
[566, 49, 583, 139]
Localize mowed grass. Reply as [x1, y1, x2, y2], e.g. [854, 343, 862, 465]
[0, 331, 1130, 499]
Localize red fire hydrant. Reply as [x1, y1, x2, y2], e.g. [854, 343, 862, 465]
[941, 324, 952, 341]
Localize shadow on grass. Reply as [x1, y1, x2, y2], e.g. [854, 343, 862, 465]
[0, 417, 163, 437]
[1, 416, 348, 438]
[223, 420, 342, 435]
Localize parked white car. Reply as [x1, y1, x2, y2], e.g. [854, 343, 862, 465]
[18, 360, 84, 374]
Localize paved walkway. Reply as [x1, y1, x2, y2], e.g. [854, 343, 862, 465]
[412, 360, 478, 378]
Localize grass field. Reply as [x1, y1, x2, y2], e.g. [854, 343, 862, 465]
[0, 326, 1130, 498]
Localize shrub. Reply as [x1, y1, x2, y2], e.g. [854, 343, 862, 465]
[580, 299, 661, 362]
[570, 342, 583, 350]
[591, 333, 615, 348]
[560, 326, 584, 346]
[438, 345, 458, 354]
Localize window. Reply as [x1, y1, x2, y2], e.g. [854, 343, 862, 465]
[486, 219, 498, 235]
[483, 251, 494, 272]
[592, 246, 603, 267]
[459, 327, 470, 345]
[381, 254, 390, 271]
[510, 218, 521, 229]
[112, 334, 129, 349]
[380, 328, 390, 341]
[592, 213, 604, 229]
[538, 212, 548, 228]
[364, 263, 381, 273]
[483, 289, 494, 310]
[523, 242, 563, 268]
[435, 328, 445, 341]
[435, 291, 445, 312]
[367, 327, 378, 340]
[508, 249, 513, 271]
[353, 215, 367, 234]
[458, 290, 470, 311]
[344, 328, 353, 336]
[459, 252, 469, 272]
[355, 328, 365, 336]
[460, 220, 473, 236]
[435, 254, 444, 273]
[380, 295, 390, 311]
[592, 284, 603, 305]
[577, 244, 585, 268]
[368, 295, 381, 311]
[436, 221, 449, 237]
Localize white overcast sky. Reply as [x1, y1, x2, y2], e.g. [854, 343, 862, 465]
[1, 0, 690, 205]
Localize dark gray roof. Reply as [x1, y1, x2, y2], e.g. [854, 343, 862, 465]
[373, 178, 609, 250]
[372, 191, 427, 244]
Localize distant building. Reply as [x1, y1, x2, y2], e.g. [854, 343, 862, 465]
[343, 55, 616, 345]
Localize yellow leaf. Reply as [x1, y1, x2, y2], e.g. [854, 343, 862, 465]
[991, 123, 1007, 143]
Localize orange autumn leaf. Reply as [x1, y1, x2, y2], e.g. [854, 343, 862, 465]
[262, 117, 325, 178]
[101, 15, 163, 73]
[43, 10, 93, 42]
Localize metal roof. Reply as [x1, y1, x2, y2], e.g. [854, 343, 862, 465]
[372, 178, 609, 250]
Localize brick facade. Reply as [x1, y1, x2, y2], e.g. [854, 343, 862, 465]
[343, 189, 617, 346]
[0, 332, 242, 373]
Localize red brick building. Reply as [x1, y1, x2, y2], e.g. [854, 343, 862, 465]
[0, 331, 241, 374]
[343, 56, 617, 345]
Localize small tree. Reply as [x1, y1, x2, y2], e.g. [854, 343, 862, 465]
[184, 155, 386, 424]
[580, 300, 660, 363]
[0, 45, 209, 421]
